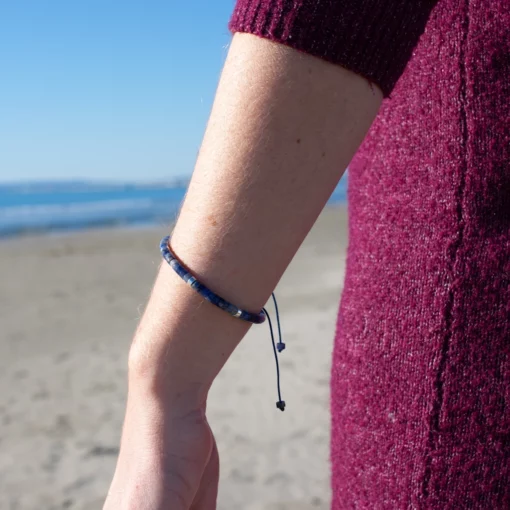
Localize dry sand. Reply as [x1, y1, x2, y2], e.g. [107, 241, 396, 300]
[0, 205, 348, 510]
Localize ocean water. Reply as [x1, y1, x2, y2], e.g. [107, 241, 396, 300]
[0, 177, 347, 238]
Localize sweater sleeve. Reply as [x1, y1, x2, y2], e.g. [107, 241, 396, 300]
[229, 0, 438, 97]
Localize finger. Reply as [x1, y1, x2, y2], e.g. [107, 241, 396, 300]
[190, 436, 220, 510]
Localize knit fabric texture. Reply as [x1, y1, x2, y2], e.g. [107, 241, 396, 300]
[230, 0, 510, 508]
[229, 0, 438, 97]
[332, 1, 510, 507]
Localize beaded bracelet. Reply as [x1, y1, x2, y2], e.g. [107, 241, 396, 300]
[160, 236, 266, 324]
[160, 235, 286, 411]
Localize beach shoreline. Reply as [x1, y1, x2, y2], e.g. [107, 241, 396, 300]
[0, 204, 348, 510]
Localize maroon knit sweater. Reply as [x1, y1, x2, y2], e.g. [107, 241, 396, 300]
[230, 1, 510, 509]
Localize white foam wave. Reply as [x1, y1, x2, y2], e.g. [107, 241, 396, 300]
[0, 199, 154, 219]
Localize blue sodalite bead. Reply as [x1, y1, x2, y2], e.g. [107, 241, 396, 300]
[159, 236, 266, 324]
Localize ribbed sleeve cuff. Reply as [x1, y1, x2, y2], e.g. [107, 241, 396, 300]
[229, 0, 437, 97]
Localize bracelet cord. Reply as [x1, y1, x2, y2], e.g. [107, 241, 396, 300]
[160, 236, 287, 411]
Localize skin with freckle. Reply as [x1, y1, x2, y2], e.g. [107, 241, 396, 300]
[104, 33, 382, 510]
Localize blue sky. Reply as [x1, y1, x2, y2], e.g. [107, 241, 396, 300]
[0, 1, 235, 182]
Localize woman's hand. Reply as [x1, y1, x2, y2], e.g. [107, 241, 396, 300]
[104, 386, 219, 510]
[102, 260, 251, 510]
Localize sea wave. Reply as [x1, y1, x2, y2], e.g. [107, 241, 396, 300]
[0, 176, 347, 238]
[0, 199, 155, 219]
[0, 197, 180, 238]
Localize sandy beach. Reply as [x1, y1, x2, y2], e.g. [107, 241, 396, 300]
[0, 205, 348, 510]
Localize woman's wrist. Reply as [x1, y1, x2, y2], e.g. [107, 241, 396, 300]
[126, 263, 252, 409]
[127, 358, 210, 417]
[128, 340, 208, 409]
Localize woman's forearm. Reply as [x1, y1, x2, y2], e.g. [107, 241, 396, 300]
[129, 33, 382, 404]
